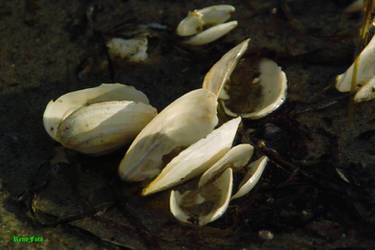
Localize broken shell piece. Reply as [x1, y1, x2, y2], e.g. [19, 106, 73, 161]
[170, 168, 233, 226]
[176, 5, 235, 36]
[198, 144, 254, 188]
[106, 36, 148, 63]
[57, 101, 157, 155]
[335, 33, 375, 92]
[118, 89, 218, 182]
[231, 156, 268, 200]
[142, 117, 241, 196]
[183, 21, 238, 46]
[203, 39, 250, 97]
[354, 75, 375, 102]
[43, 83, 150, 141]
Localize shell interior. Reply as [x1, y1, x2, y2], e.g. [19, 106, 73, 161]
[170, 168, 233, 226]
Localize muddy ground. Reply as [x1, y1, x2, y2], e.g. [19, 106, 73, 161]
[1, 0, 375, 249]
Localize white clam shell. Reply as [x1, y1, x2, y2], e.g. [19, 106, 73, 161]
[106, 36, 148, 63]
[203, 39, 287, 119]
[170, 168, 233, 226]
[183, 21, 238, 46]
[335, 33, 375, 93]
[354, 75, 375, 102]
[222, 58, 287, 119]
[142, 117, 241, 196]
[176, 5, 235, 36]
[198, 143, 254, 188]
[118, 89, 218, 182]
[43, 83, 150, 141]
[57, 101, 157, 155]
[231, 156, 268, 200]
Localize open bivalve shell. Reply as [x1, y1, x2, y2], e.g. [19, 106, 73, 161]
[176, 5, 237, 45]
[118, 89, 218, 182]
[203, 39, 288, 119]
[142, 117, 241, 196]
[335, 33, 375, 94]
[170, 168, 233, 226]
[43, 83, 156, 155]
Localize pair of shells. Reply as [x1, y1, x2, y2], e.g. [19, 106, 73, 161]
[176, 5, 238, 46]
[43, 83, 157, 155]
[335, 33, 375, 102]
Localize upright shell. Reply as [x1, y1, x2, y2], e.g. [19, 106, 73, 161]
[118, 89, 218, 182]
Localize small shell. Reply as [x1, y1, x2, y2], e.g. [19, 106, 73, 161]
[198, 144, 254, 188]
[354, 75, 375, 102]
[231, 156, 268, 200]
[118, 89, 218, 182]
[106, 36, 148, 62]
[142, 117, 241, 196]
[335, 33, 375, 93]
[176, 5, 235, 36]
[57, 101, 157, 155]
[43, 83, 150, 141]
[170, 168, 233, 226]
[183, 21, 238, 46]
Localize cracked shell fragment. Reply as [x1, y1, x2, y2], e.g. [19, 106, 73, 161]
[106, 36, 148, 63]
[118, 89, 218, 182]
[43, 83, 150, 141]
[170, 168, 233, 226]
[198, 143, 254, 188]
[176, 5, 235, 36]
[142, 117, 241, 196]
[231, 156, 268, 200]
[57, 101, 157, 155]
[335, 33, 375, 93]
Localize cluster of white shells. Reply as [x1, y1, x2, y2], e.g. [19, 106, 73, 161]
[44, 1, 375, 225]
[43, 36, 288, 225]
